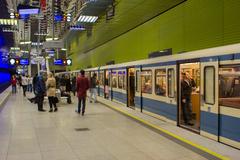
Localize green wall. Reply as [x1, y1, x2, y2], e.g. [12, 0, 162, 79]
[69, 0, 240, 70]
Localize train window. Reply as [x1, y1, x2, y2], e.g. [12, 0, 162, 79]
[111, 71, 117, 88]
[141, 70, 152, 94]
[99, 72, 104, 85]
[136, 71, 140, 92]
[168, 69, 175, 98]
[219, 65, 240, 109]
[204, 66, 215, 105]
[155, 69, 166, 96]
[118, 71, 126, 89]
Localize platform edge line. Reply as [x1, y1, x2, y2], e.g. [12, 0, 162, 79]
[101, 101, 230, 160]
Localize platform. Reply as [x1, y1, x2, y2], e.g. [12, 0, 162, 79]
[0, 91, 239, 160]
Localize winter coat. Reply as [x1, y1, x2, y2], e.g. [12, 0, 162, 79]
[46, 77, 56, 97]
[35, 76, 46, 96]
[76, 75, 89, 98]
[11, 78, 17, 85]
[65, 78, 72, 92]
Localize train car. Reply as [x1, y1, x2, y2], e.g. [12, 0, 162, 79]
[64, 43, 240, 149]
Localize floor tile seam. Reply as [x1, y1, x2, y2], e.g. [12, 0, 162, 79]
[97, 98, 230, 160]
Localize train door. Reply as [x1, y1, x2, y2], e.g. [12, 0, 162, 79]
[104, 70, 110, 99]
[200, 61, 219, 140]
[219, 64, 240, 149]
[98, 71, 104, 97]
[127, 68, 135, 108]
[179, 62, 201, 132]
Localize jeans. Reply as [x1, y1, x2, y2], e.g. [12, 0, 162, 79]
[78, 97, 86, 114]
[89, 88, 97, 102]
[12, 85, 17, 93]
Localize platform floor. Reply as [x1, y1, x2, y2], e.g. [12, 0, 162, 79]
[0, 92, 236, 160]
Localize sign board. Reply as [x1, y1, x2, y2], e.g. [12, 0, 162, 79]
[43, 40, 64, 49]
[19, 59, 29, 65]
[54, 59, 63, 65]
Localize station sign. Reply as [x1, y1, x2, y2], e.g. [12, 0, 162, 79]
[54, 59, 72, 66]
[9, 58, 29, 66]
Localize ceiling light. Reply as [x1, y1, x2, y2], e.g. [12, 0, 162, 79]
[0, 19, 18, 26]
[19, 8, 40, 15]
[19, 41, 32, 45]
[77, 15, 98, 23]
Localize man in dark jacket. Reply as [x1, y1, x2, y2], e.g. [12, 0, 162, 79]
[35, 75, 46, 112]
[76, 70, 89, 115]
[181, 72, 193, 125]
[32, 73, 38, 94]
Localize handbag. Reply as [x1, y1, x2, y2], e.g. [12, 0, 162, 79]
[53, 97, 59, 103]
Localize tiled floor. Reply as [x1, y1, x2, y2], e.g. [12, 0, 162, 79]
[97, 97, 240, 160]
[0, 93, 218, 160]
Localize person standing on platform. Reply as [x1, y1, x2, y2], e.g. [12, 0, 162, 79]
[21, 75, 28, 97]
[76, 70, 89, 115]
[32, 74, 37, 94]
[181, 72, 193, 126]
[28, 76, 33, 92]
[46, 72, 58, 112]
[35, 75, 46, 112]
[71, 75, 76, 96]
[89, 73, 98, 103]
[65, 75, 72, 93]
[11, 75, 17, 94]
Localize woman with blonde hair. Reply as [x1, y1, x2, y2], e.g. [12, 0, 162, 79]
[46, 72, 58, 112]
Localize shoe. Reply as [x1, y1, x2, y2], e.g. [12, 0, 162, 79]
[54, 108, 58, 112]
[90, 101, 92, 103]
[38, 109, 46, 112]
[82, 112, 84, 116]
[49, 109, 53, 112]
[75, 110, 80, 114]
[186, 122, 194, 126]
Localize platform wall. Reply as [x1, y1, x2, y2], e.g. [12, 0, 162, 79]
[68, 0, 240, 69]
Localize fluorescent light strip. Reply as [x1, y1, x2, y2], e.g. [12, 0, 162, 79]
[86, 16, 91, 22]
[82, 16, 88, 22]
[78, 15, 98, 23]
[89, 17, 94, 22]
[78, 16, 83, 21]
[19, 9, 39, 15]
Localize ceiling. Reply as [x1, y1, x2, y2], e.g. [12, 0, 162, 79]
[0, 0, 14, 48]
[67, 0, 186, 54]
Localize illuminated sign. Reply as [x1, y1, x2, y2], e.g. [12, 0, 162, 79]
[9, 58, 29, 65]
[54, 15, 63, 22]
[54, 59, 72, 66]
[19, 59, 29, 65]
[19, 8, 40, 15]
[54, 59, 63, 65]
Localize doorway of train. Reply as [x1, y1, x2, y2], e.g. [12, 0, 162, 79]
[127, 67, 135, 108]
[104, 70, 110, 99]
[178, 62, 201, 132]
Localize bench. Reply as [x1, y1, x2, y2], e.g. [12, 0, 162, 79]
[44, 96, 69, 103]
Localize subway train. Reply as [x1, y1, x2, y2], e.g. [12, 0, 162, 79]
[58, 43, 240, 149]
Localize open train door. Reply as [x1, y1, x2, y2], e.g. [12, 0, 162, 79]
[200, 59, 219, 141]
